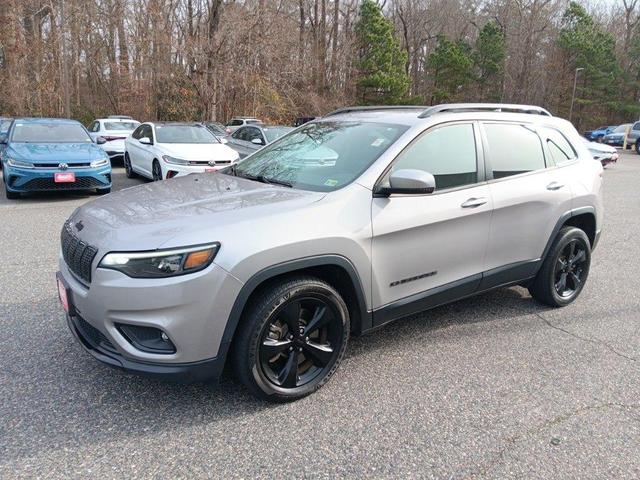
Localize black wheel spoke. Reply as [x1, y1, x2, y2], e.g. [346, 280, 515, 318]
[567, 241, 576, 261]
[555, 272, 567, 293]
[556, 257, 566, 273]
[568, 272, 581, 290]
[279, 302, 301, 333]
[570, 249, 585, 266]
[304, 305, 333, 336]
[277, 350, 299, 388]
[261, 338, 292, 362]
[303, 341, 334, 367]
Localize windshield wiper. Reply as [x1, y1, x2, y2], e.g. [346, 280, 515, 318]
[233, 169, 292, 188]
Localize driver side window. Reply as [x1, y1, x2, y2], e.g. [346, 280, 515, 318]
[386, 123, 478, 190]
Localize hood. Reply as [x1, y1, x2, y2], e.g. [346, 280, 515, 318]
[69, 173, 325, 251]
[8, 142, 105, 164]
[159, 143, 239, 161]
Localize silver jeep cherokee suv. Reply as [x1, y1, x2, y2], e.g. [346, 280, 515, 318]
[57, 103, 603, 402]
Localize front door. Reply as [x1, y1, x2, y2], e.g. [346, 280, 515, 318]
[371, 122, 492, 322]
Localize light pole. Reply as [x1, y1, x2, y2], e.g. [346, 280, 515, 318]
[569, 67, 584, 123]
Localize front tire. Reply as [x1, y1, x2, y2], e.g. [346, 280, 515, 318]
[529, 227, 591, 307]
[124, 153, 136, 178]
[152, 160, 163, 181]
[234, 276, 350, 402]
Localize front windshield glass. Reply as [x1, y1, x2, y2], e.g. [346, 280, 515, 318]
[104, 121, 139, 131]
[11, 123, 91, 143]
[229, 121, 408, 192]
[155, 125, 219, 144]
[614, 124, 630, 133]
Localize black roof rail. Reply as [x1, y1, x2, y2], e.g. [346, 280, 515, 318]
[418, 103, 552, 118]
[324, 105, 428, 117]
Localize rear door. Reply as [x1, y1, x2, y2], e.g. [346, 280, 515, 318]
[480, 122, 573, 287]
[371, 122, 493, 316]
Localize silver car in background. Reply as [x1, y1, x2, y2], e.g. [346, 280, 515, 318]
[226, 124, 294, 158]
[57, 104, 603, 402]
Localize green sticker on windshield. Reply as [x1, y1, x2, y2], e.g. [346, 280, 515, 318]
[324, 179, 338, 187]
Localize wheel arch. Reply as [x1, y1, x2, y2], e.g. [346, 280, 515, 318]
[217, 255, 371, 368]
[542, 207, 597, 261]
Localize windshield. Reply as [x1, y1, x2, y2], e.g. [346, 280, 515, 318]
[229, 121, 408, 192]
[104, 121, 139, 131]
[11, 123, 91, 143]
[264, 127, 293, 143]
[613, 124, 630, 133]
[155, 125, 219, 144]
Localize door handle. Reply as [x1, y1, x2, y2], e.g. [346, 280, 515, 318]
[461, 197, 488, 208]
[546, 181, 564, 191]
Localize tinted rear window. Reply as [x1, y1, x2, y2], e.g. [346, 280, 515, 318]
[484, 123, 546, 178]
[11, 123, 91, 143]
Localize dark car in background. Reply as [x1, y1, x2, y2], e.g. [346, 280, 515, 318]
[583, 125, 616, 142]
[294, 116, 316, 127]
[602, 124, 631, 146]
[226, 124, 294, 158]
[0, 118, 13, 166]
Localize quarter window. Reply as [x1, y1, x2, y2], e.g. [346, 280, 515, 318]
[386, 123, 477, 190]
[541, 128, 577, 165]
[484, 123, 545, 179]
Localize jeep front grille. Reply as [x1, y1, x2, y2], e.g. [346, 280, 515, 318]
[61, 221, 98, 284]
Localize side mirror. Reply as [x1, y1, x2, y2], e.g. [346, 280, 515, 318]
[96, 136, 107, 145]
[139, 137, 153, 145]
[251, 138, 264, 145]
[374, 169, 436, 197]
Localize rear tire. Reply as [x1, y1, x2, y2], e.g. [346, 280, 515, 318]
[529, 227, 591, 307]
[233, 276, 350, 402]
[124, 153, 136, 178]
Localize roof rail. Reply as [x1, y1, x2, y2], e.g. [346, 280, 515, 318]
[325, 105, 427, 117]
[107, 115, 133, 119]
[418, 103, 552, 118]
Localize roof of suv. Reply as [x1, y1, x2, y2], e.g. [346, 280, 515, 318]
[321, 103, 558, 128]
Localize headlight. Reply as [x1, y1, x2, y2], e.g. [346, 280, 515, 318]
[7, 158, 34, 169]
[89, 158, 109, 168]
[90, 158, 110, 168]
[162, 155, 189, 165]
[99, 243, 220, 278]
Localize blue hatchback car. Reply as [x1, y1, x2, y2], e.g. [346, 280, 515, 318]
[0, 118, 112, 199]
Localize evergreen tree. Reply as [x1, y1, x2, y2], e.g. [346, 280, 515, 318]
[355, 0, 410, 104]
[428, 35, 473, 103]
[474, 21, 505, 102]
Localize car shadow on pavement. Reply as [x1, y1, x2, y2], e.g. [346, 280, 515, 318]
[1, 286, 552, 462]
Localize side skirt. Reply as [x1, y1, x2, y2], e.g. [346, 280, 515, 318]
[369, 259, 540, 331]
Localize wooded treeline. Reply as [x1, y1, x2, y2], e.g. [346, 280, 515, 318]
[0, 0, 638, 129]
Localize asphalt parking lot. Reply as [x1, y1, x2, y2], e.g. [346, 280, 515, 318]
[1, 154, 639, 479]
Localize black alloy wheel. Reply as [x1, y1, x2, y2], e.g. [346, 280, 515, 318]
[259, 296, 343, 389]
[234, 276, 349, 402]
[553, 239, 587, 299]
[152, 160, 162, 181]
[529, 226, 591, 307]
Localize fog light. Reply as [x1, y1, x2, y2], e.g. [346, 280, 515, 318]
[116, 323, 176, 354]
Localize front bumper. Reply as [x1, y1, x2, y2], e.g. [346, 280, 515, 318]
[4, 164, 112, 193]
[58, 254, 243, 380]
[66, 313, 224, 382]
[165, 162, 237, 178]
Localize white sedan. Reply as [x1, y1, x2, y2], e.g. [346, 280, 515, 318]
[88, 116, 140, 161]
[124, 122, 240, 181]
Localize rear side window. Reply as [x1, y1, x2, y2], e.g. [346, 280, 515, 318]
[541, 127, 577, 165]
[633, 122, 640, 131]
[484, 123, 545, 179]
[387, 123, 477, 190]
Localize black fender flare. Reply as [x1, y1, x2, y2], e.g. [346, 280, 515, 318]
[540, 206, 597, 262]
[216, 255, 371, 366]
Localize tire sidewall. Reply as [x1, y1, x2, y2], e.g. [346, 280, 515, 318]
[245, 281, 350, 400]
[548, 228, 591, 306]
